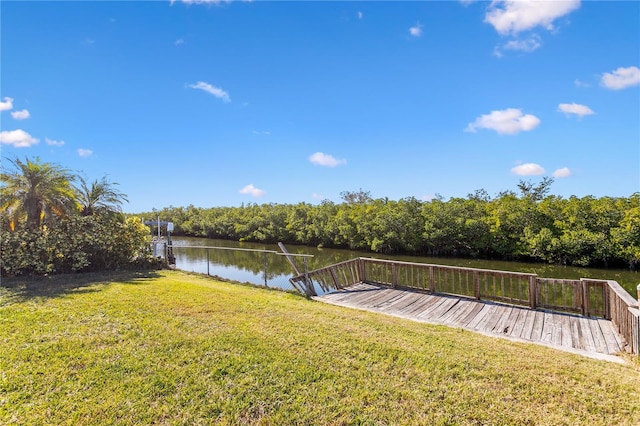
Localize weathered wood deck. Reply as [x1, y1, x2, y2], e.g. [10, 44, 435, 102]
[316, 282, 626, 362]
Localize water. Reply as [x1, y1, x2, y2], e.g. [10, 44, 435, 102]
[171, 236, 639, 296]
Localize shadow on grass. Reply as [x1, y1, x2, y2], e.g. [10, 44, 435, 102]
[0, 269, 162, 305]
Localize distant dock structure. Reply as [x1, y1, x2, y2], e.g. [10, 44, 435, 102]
[143, 217, 175, 265]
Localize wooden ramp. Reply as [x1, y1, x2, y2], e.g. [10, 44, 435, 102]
[316, 283, 626, 363]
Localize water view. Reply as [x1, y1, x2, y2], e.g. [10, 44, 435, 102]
[172, 236, 639, 296]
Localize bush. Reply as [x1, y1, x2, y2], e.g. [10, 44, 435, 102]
[1, 215, 153, 276]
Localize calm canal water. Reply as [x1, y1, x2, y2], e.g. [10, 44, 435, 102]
[171, 236, 639, 296]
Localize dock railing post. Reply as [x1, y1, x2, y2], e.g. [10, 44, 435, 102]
[529, 275, 537, 309]
[581, 279, 589, 316]
[303, 257, 316, 297]
[358, 258, 366, 283]
[473, 271, 480, 300]
[391, 263, 397, 288]
[603, 282, 611, 320]
[329, 267, 339, 290]
[429, 266, 435, 293]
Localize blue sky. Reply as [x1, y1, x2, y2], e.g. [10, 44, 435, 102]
[1, 0, 639, 213]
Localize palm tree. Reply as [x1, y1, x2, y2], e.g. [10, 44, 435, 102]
[0, 157, 77, 229]
[76, 175, 128, 216]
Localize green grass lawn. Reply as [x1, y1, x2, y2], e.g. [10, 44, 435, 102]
[2, 270, 640, 425]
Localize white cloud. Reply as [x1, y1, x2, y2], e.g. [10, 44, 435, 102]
[420, 194, 436, 202]
[309, 152, 347, 167]
[511, 163, 545, 176]
[552, 167, 572, 178]
[11, 109, 30, 120]
[174, 38, 185, 46]
[465, 108, 540, 135]
[312, 192, 324, 200]
[45, 137, 65, 147]
[252, 130, 271, 135]
[0, 97, 13, 111]
[409, 24, 423, 37]
[485, 0, 581, 35]
[558, 102, 594, 118]
[0, 129, 39, 147]
[600, 66, 640, 90]
[357, 11, 363, 20]
[574, 79, 590, 88]
[494, 35, 541, 57]
[77, 148, 93, 157]
[188, 81, 231, 103]
[239, 184, 266, 197]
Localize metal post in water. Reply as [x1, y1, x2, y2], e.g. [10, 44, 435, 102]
[207, 248, 210, 276]
[264, 252, 268, 287]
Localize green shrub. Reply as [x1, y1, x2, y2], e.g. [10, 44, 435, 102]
[1, 215, 153, 276]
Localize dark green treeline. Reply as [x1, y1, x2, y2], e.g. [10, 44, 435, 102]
[139, 183, 640, 270]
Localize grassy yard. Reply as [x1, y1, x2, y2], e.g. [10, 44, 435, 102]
[1, 270, 640, 425]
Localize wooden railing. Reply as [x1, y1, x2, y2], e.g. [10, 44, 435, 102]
[291, 258, 362, 295]
[535, 278, 609, 317]
[290, 257, 640, 354]
[606, 279, 640, 354]
[358, 258, 537, 307]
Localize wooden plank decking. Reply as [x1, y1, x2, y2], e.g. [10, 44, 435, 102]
[316, 283, 626, 363]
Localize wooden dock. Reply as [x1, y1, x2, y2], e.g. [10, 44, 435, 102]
[316, 282, 626, 362]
